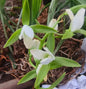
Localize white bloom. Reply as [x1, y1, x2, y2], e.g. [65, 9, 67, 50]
[30, 47, 55, 65]
[66, 8, 85, 32]
[19, 25, 40, 49]
[19, 25, 34, 40]
[48, 19, 58, 30]
[66, 9, 74, 20]
[42, 84, 58, 89]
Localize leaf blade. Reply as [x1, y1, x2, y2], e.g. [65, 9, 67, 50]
[55, 57, 81, 67]
[47, 73, 65, 89]
[31, 25, 57, 33]
[4, 28, 21, 48]
[18, 70, 36, 84]
[22, 0, 30, 25]
[35, 65, 50, 88]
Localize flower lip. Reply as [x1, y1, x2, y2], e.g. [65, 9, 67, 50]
[30, 47, 55, 65]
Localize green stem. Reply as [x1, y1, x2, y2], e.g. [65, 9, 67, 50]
[54, 39, 64, 55]
[39, 34, 48, 49]
[0, 11, 8, 40]
[16, 9, 22, 30]
[53, 12, 66, 28]
[28, 50, 36, 68]
[38, 3, 50, 17]
[34, 34, 42, 41]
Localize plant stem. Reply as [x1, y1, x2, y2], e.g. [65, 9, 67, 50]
[28, 50, 36, 68]
[53, 12, 66, 29]
[54, 39, 64, 55]
[39, 34, 48, 49]
[16, 9, 22, 30]
[38, 2, 50, 17]
[0, 11, 8, 40]
[34, 34, 42, 41]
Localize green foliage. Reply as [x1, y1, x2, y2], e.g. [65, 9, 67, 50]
[47, 0, 59, 25]
[47, 34, 55, 53]
[4, 28, 21, 48]
[70, 4, 86, 14]
[75, 29, 86, 36]
[22, 0, 30, 25]
[76, 0, 86, 4]
[31, 0, 42, 24]
[35, 65, 50, 88]
[55, 57, 81, 67]
[18, 70, 36, 84]
[62, 29, 74, 39]
[0, 0, 6, 10]
[31, 25, 57, 33]
[47, 73, 65, 89]
[49, 61, 62, 70]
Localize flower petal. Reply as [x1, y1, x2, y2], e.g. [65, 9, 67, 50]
[32, 39, 40, 49]
[40, 58, 54, 64]
[48, 19, 58, 30]
[23, 33, 33, 49]
[66, 9, 74, 20]
[36, 64, 43, 74]
[70, 8, 85, 32]
[44, 47, 55, 60]
[19, 25, 34, 40]
[30, 49, 48, 60]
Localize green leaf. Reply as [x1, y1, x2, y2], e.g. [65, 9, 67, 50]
[22, 0, 30, 25]
[71, 4, 86, 14]
[4, 28, 21, 48]
[62, 29, 74, 39]
[76, 0, 86, 4]
[31, 0, 42, 24]
[47, 73, 65, 89]
[75, 29, 86, 36]
[0, 0, 6, 10]
[18, 70, 36, 84]
[55, 57, 81, 67]
[47, 0, 59, 25]
[49, 61, 62, 70]
[31, 25, 57, 33]
[35, 65, 50, 88]
[47, 34, 55, 53]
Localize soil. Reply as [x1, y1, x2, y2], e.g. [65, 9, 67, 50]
[0, 0, 85, 89]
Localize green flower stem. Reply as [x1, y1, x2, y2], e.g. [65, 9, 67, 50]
[28, 50, 36, 68]
[34, 34, 42, 41]
[54, 39, 64, 55]
[53, 12, 66, 28]
[39, 34, 48, 49]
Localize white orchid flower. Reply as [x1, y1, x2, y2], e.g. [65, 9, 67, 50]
[19, 25, 40, 49]
[48, 19, 58, 30]
[30, 47, 55, 65]
[66, 8, 85, 32]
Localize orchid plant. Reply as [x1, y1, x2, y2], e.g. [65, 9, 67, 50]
[3, 0, 86, 88]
